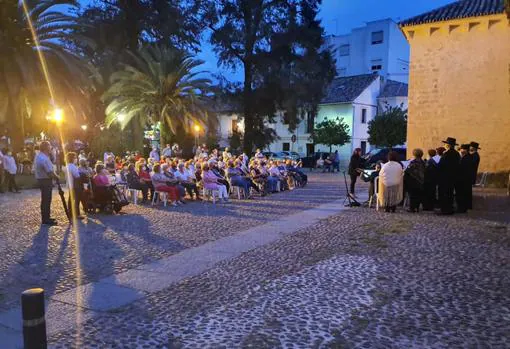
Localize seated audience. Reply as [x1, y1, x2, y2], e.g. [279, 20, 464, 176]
[202, 163, 229, 202]
[151, 164, 181, 207]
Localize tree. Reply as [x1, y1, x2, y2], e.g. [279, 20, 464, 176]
[311, 117, 351, 153]
[102, 44, 212, 149]
[206, 0, 335, 154]
[0, 0, 87, 145]
[367, 105, 407, 148]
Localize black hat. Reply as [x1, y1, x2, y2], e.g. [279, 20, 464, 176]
[442, 137, 458, 146]
[460, 144, 470, 150]
[469, 141, 481, 150]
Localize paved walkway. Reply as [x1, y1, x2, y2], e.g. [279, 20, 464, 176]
[0, 173, 354, 348]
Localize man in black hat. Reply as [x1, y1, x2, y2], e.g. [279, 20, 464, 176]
[437, 137, 460, 215]
[456, 144, 473, 213]
[469, 142, 481, 185]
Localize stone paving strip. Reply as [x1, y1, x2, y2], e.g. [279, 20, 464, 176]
[0, 193, 362, 349]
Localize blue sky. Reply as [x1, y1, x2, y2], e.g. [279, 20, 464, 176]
[76, 0, 455, 80]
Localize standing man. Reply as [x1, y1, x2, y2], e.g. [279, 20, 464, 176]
[437, 137, 460, 215]
[469, 142, 481, 185]
[35, 141, 59, 225]
[149, 146, 160, 162]
[456, 144, 473, 213]
[348, 148, 363, 197]
[3, 149, 20, 193]
[103, 147, 114, 164]
[162, 144, 172, 158]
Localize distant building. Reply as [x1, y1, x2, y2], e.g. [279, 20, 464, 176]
[217, 73, 409, 163]
[327, 18, 410, 83]
[400, 0, 510, 172]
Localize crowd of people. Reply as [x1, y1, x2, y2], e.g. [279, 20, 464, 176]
[349, 137, 481, 215]
[33, 141, 309, 225]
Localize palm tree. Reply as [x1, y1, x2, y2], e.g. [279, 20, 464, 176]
[0, 0, 87, 143]
[103, 44, 212, 149]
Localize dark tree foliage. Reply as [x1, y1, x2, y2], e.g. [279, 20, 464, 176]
[367, 104, 408, 148]
[206, 0, 335, 153]
[311, 117, 351, 153]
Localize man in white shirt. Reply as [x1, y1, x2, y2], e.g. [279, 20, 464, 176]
[162, 144, 172, 158]
[2, 149, 20, 193]
[175, 162, 200, 200]
[149, 146, 160, 162]
[35, 141, 59, 225]
[103, 148, 114, 164]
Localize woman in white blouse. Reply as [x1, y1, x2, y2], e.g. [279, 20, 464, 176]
[378, 151, 404, 212]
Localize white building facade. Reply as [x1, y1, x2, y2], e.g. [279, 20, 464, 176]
[327, 18, 409, 83]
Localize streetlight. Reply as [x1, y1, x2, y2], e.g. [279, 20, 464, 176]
[117, 113, 126, 123]
[81, 124, 88, 131]
[52, 108, 63, 124]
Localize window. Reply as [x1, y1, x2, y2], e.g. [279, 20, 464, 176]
[338, 44, 350, 56]
[361, 109, 367, 124]
[337, 68, 347, 77]
[282, 112, 290, 125]
[371, 31, 384, 45]
[282, 143, 290, 151]
[360, 141, 367, 155]
[371, 59, 383, 72]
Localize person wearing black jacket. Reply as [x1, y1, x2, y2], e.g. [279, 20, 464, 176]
[404, 149, 426, 213]
[437, 137, 460, 215]
[348, 148, 363, 196]
[422, 149, 439, 211]
[456, 144, 474, 213]
[469, 141, 481, 186]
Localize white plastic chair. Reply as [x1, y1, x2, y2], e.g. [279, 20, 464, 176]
[128, 189, 141, 204]
[203, 188, 219, 203]
[475, 172, 488, 188]
[369, 176, 380, 210]
[151, 191, 168, 207]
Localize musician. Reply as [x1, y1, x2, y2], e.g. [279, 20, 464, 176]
[348, 148, 363, 197]
[437, 137, 460, 215]
[456, 144, 473, 213]
[469, 142, 481, 186]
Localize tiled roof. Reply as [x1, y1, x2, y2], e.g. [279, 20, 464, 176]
[320, 74, 379, 104]
[379, 80, 408, 98]
[400, 0, 506, 27]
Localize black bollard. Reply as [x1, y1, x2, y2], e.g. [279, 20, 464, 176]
[21, 288, 47, 349]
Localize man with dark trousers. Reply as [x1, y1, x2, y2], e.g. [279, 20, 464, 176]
[469, 141, 481, 185]
[437, 137, 460, 215]
[348, 148, 363, 197]
[456, 144, 473, 213]
[34, 141, 59, 225]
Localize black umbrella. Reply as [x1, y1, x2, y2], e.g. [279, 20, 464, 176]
[56, 180, 72, 224]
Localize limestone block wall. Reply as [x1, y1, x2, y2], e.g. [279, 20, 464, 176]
[404, 15, 510, 172]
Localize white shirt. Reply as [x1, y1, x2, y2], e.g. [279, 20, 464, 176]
[150, 150, 160, 162]
[3, 155, 17, 174]
[379, 161, 403, 187]
[162, 147, 172, 157]
[66, 163, 80, 188]
[175, 169, 191, 182]
[104, 152, 114, 164]
[432, 155, 441, 164]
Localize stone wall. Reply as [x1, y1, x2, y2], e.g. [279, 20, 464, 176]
[404, 15, 510, 172]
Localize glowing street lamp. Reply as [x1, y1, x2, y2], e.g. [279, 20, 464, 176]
[81, 124, 88, 131]
[117, 113, 126, 123]
[53, 108, 64, 124]
[194, 124, 200, 148]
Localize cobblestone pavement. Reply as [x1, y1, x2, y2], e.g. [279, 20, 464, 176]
[47, 192, 510, 348]
[0, 172, 346, 311]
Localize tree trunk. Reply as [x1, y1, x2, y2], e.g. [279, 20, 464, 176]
[130, 117, 143, 151]
[242, 60, 254, 155]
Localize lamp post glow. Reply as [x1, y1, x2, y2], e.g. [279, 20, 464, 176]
[81, 125, 88, 131]
[52, 108, 63, 124]
[117, 113, 126, 123]
[194, 124, 200, 148]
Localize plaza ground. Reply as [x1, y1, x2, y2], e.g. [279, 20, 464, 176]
[0, 173, 509, 348]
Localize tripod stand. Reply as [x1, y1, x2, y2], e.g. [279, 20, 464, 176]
[342, 171, 361, 207]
